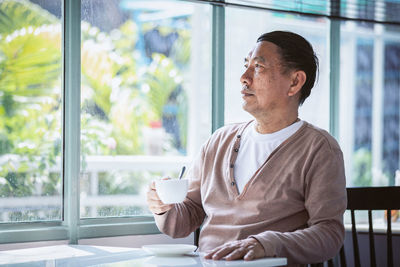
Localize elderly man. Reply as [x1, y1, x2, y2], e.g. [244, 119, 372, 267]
[147, 31, 347, 266]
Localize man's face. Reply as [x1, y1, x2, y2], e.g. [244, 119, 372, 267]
[240, 41, 294, 118]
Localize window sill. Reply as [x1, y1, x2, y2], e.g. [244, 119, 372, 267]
[79, 216, 160, 239]
[0, 217, 160, 244]
[0, 222, 68, 244]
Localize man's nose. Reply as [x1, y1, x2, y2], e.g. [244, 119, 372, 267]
[240, 67, 252, 86]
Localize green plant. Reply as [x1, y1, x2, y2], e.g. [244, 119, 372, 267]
[144, 53, 181, 121]
[0, 1, 192, 217]
[0, 1, 62, 199]
[353, 148, 372, 186]
[0, 0, 56, 35]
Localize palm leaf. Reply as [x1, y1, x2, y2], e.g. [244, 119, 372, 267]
[0, 0, 57, 35]
[144, 54, 180, 119]
[0, 25, 61, 95]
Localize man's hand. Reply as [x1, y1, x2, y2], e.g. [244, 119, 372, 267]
[204, 238, 265, 261]
[146, 180, 174, 215]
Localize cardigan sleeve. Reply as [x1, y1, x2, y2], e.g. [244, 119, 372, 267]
[250, 144, 347, 265]
[154, 143, 207, 238]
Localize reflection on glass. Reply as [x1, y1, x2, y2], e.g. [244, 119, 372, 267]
[0, 0, 62, 222]
[340, 22, 400, 190]
[352, 39, 373, 187]
[224, 7, 329, 130]
[80, 0, 211, 218]
[383, 42, 400, 186]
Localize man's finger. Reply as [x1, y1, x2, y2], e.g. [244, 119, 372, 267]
[243, 249, 255, 261]
[147, 191, 161, 201]
[204, 241, 239, 259]
[149, 199, 164, 206]
[204, 238, 264, 261]
[211, 245, 237, 260]
[204, 245, 225, 259]
[224, 247, 246, 261]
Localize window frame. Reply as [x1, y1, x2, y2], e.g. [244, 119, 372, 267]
[0, 0, 220, 245]
[1, 0, 399, 245]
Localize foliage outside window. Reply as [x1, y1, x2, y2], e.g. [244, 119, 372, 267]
[0, 0, 62, 222]
[1, 0, 399, 231]
[0, 0, 211, 222]
[79, 0, 211, 218]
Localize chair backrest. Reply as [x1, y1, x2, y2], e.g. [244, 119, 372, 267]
[345, 186, 400, 267]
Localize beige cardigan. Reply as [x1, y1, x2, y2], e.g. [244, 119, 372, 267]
[155, 121, 347, 265]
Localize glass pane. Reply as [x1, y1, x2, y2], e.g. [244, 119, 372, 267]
[339, 22, 400, 189]
[0, 0, 62, 222]
[225, 7, 329, 131]
[383, 40, 400, 186]
[80, 0, 211, 218]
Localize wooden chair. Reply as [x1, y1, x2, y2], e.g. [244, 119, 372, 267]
[343, 186, 400, 267]
[195, 187, 400, 267]
[310, 187, 400, 267]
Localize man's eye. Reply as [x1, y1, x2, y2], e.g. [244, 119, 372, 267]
[255, 63, 261, 68]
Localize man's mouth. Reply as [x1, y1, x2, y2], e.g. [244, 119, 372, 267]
[241, 89, 254, 97]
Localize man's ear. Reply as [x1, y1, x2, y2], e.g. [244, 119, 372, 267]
[288, 71, 306, 97]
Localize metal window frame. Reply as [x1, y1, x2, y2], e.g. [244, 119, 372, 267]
[211, 1, 225, 132]
[62, 0, 160, 244]
[0, 0, 362, 245]
[0, 0, 159, 245]
[329, 0, 340, 139]
[62, 0, 81, 245]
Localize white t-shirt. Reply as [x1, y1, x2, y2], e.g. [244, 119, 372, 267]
[234, 120, 304, 193]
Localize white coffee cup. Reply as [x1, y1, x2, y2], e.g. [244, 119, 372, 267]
[155, 178, 188, 204]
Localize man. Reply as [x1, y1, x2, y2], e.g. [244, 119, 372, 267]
[147, 31, 347, 266]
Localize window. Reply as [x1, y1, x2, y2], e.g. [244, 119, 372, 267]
[80, 0, 211, 218]
[1, 0, 400, 244]
[339, 22, 400, 188]
[0, 0, 211, 242]
[0, 0, 62, 223]
[339, 21, 400, 226]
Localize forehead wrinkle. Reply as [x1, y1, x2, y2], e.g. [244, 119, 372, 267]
[252, 56, 265, 62]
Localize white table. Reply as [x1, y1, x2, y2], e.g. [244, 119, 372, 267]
[0, 245, 287, 266]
